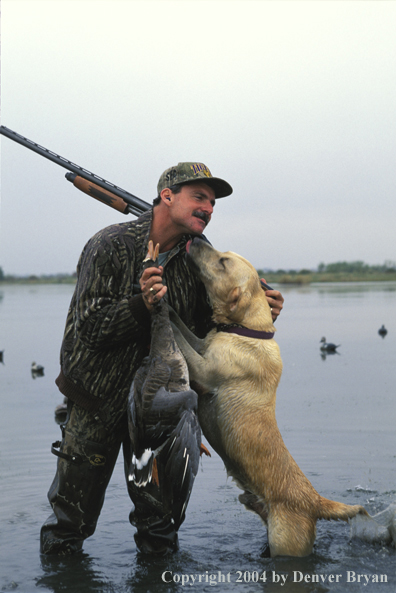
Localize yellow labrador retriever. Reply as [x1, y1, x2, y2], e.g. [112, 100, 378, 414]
[170, 237, 367, 557]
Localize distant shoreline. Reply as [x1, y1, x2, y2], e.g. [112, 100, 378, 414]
[0, 275, 77, 285]
[1, 272, 396, 286]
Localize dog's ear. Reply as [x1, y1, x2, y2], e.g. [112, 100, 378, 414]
[227, 287, 242, 312]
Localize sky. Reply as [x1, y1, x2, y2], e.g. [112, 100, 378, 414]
[1, 0, 395, 276]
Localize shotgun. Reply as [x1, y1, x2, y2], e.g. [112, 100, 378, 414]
[0, 125, 151, 217]
[0, 125, 273, 290]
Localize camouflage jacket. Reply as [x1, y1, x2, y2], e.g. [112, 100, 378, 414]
[56, 209, 213, 429]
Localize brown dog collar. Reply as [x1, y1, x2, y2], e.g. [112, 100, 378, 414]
[216, 324, 274, 340]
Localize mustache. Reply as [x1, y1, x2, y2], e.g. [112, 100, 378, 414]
[192, 211, 210, 226]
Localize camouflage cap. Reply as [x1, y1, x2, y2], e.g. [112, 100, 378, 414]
[157, 162, 233, 199]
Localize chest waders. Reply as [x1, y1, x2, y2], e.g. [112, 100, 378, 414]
[40, 401, 179, 555]
[40, 401, 122, 555]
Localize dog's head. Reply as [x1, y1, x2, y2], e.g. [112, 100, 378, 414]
[186, 238, 273, 328]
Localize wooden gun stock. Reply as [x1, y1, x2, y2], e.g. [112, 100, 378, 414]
[68, 174, 129, 214]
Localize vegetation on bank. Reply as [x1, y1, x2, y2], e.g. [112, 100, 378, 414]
[1, 261, 396, 285]
[259, 261, 396, 285]
[0, 268, 77, 284]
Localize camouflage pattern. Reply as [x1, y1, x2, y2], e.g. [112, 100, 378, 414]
[157, 162, 233, 199]
[56, 208, 213, 432]
[40, 402, 123, 555]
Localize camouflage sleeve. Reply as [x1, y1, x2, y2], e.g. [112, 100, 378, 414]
[71, 228, 150, 351]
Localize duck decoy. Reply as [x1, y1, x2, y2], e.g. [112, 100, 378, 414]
[31, 361, 45, 377]
[320, 337, 340, 353]
[54, 397, 68, 423]
[127, 241, 202, 532]
[378, 325, 388, 338]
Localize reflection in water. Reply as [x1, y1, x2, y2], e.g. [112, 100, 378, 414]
[320, 349, 340, 361]
[125, 553, 176, 592]
[38, 553, 107, 593]
[314, 281, 396, 296]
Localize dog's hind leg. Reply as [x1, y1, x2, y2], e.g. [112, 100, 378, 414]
[239, 492, 316, 558]
[267, 505, 317, 558]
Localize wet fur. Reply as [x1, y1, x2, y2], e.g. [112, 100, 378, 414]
[170, 239, 368, 557]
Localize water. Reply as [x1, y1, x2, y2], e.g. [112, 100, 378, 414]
[0, 282, 395, 592]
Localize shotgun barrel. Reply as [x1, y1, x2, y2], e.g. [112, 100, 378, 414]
[0, 125, 151, 217]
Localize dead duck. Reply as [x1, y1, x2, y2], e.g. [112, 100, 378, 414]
[127, 241, 202, 532]
[320, 337, 340, 353]
[31, 362, 45, 377]
[378, 325, 388, 338]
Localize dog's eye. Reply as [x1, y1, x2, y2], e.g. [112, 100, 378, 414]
[219, 257, 229, 269]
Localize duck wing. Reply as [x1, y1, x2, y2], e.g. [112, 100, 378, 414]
[148, 386, 201, 529]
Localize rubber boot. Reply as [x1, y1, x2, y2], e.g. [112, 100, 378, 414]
[40, 429, 121, 555]
[123, 440, 179, 555]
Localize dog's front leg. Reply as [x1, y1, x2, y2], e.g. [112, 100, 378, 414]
[171, 324, 213, 387]
[168, 306, 206, 354]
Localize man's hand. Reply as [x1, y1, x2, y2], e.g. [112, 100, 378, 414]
[140, 266, 167, 310]
[261, 279, 284, 321]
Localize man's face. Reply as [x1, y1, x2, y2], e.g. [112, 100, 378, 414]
[167, 182, 216, 236]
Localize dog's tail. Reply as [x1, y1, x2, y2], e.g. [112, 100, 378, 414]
[318, 497, 368, 522]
